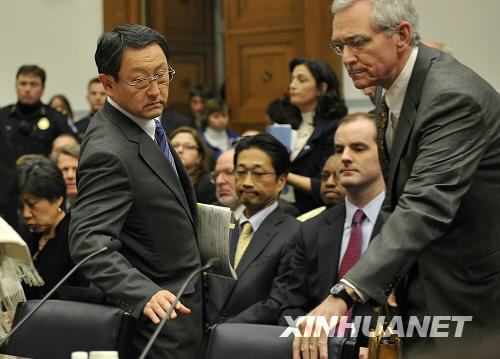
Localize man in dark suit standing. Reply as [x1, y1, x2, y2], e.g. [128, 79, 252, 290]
[295, 0, 500, 358]
[282, 113, 384, 353]
[205, 133, 300, 326]
[69, 24, 202, 358]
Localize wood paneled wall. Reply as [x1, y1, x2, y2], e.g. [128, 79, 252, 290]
[224, 0, 343, 132]
[102, 0, 343, 127]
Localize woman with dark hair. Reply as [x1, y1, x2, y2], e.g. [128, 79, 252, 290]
[201, 98, 239, 158]
[49, 94, 74, 122]
[170, 127, 217, 204]
[284, 57, 348, 214]
[17, 157, 86, 299]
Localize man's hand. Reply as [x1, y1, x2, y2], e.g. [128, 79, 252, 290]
[387, 290, 398, 308]
[143, 289, 191, 324]
[292, 295, 348, 359]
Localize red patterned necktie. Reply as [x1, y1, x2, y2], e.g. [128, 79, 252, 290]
[338, 209, 365, 280]
[337, 209, 365, 337]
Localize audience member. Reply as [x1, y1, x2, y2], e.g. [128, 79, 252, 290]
[49, 94, 74, 122]
[50, 133, 79, 158]
[201, 98, 239, 158]
[0, 122, 18, 230]
[0, 65, 77, 160]
[17, 157, 86, 299]
[160, 106, 196, 137]
[205, 133, 300, 326]
[213, 148, 244, 217]
[53, 144, 80, 210]
[265, 95, 302, 130]
[170, 127, 217, 204]
[295, 1, 500, 357]
[297, 153, 346, 221]
[189, 84, 213, 128]
[284, 58, 348, 214]
[75, 77, 107, 136]
[283, 113, 384, 352]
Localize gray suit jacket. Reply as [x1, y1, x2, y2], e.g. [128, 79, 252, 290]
[205, 206, 300, 325]
[69, 101, 202, 358]
[345, 45, 500, 344]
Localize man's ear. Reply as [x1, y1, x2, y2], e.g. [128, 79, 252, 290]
[98, 73, 115, 95]
[277, 174, 288, 193]
[396, 21, 412, 49]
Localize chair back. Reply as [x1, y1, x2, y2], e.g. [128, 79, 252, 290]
[205, 323, 358, 359]
[5, 299, 133, 359]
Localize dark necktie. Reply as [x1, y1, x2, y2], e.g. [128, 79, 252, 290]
[377, 95, 390, 184]
[337, 209, 365, 336]
[338, 209, 365, 281]
[154, 119, 178, 177]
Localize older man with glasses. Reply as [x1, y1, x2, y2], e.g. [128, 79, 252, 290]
[294, 0, 500, 358]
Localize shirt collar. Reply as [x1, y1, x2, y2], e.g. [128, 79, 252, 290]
[239, 201, 278, 233]
[385, 47, 419, 119]
[345, 190, 385, 227]
[107, 97, 157, 140]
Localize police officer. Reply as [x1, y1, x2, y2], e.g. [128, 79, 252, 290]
[0, 65, 78, 160]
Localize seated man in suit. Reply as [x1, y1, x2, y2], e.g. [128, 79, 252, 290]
[281, 112, 385, 351]
[205, 133, 300, 326]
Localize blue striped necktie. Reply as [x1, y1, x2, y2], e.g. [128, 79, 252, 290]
[154, 119, 179, 177]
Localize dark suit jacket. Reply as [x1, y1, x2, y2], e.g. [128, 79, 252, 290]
[0, 121, 17, 230]
[160, 107, 196, 137]
[281, 204, 382, 346]
[69, 101, 202, 358]
[345, 45, 500, 349]
[205, 206, 300, 325]
[290, 117, 339, 214]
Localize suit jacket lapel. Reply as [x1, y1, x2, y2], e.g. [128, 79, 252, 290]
[235, 208, 283, 277]
[104, 102, 195, 227]
[388, 45, 431, 191]
[318, 205, 345, 297]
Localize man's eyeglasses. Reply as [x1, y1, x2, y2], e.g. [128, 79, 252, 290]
[329, 30, 383, 56]
[120, 66, 175, 91]
[210, 170, 234, 184]
[234, 169, 276, 181]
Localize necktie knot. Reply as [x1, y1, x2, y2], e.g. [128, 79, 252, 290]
[353, 209, 365, 225]
[241, 221, 253, 236]
[154, 119, 165, 139]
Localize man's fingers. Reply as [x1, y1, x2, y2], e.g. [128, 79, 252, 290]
[143, 307, 160, 324]
[292, 336, 302, 359]
[317, 331, 329, 359]
[387, 291, 398, 307]
[309, 336, 319, 359]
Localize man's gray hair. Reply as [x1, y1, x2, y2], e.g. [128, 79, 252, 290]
[331, 0, 421, 46]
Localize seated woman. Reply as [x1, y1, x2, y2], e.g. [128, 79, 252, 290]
[170, 127, 217, 204]
[201, 99, 239, 158]
[17, 157, 86, 299]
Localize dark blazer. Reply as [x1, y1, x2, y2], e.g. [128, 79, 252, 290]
[194, 173, 218, 204]
[205, 206, 300, 325]
[280, 204, 382, 346]
[160, 107, 196, 137]
[69, 101, 202, 359]
[290, 117, 338, 214]
[344, 45, 500, 350]
[0, 121, 17, 230]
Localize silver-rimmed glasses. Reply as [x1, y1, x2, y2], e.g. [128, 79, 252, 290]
[120, 66, 175, 91]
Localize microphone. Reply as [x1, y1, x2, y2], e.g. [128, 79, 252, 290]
[0, 240, 122, 347]
[138, 257, 221, 359]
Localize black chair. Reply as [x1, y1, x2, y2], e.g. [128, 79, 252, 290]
[205, 323, 358, 359]
[5, 299, 134, 359]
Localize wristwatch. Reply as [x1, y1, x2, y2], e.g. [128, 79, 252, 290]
[330, 283, 356, 309]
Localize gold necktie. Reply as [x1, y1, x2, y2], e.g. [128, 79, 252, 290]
[234, 222, 253, 269]
[377, 95, 390, 184]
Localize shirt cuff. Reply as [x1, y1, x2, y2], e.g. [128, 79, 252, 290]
[339, 279, 370, 303]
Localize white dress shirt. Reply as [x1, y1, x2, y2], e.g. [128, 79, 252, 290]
[108, 97, 157, 140]
[238, 201, 279, 242]
[384, 47, 419, 151]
